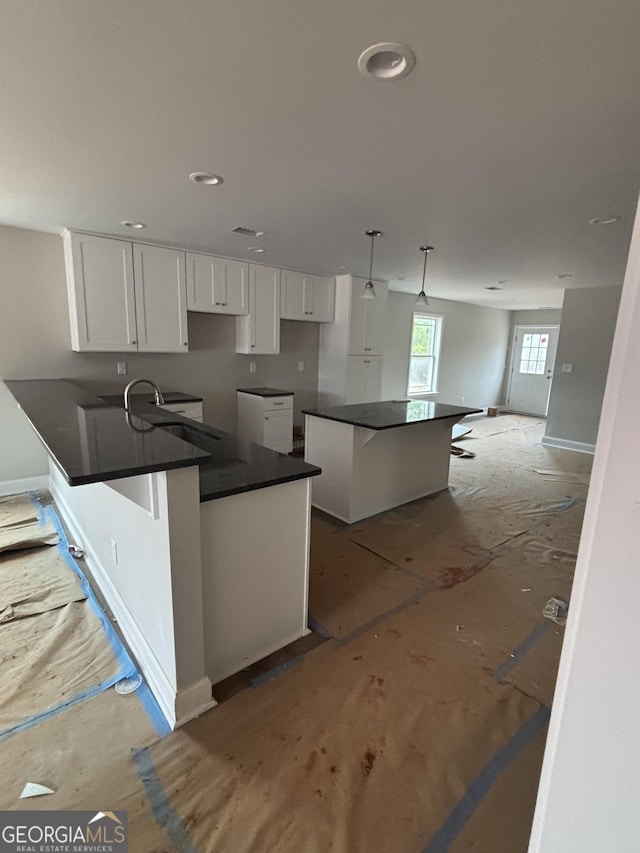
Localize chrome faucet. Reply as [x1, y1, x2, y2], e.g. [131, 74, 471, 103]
[123, 378, 165, 412]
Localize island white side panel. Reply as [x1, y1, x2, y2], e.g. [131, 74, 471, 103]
[350, 419, 454, 521]
[49, 463, 213, 729]
[201, 477, 311, 685]
[304, 416, 355, 523]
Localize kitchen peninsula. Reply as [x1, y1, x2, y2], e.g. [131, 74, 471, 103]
[303, 399, 481, 523]
[5, 379, 320, 729]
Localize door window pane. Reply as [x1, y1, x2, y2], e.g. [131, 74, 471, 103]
[519, 332, 549, 374]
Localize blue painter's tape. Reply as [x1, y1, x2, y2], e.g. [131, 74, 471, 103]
[553, 495, 580, 513]
[0, 674, 124, 742]
[135, 683, 172, 738]
[307, 615, 333, 639]
[27, 492, 46, 526]
[335, 588, 430, 649]
[41, 502, 136, 678]
[250, 654, 304, 689]
[133, 747, 196, 853]
[422, 704, 551, 853]
[16, 496, 170, 737]
[493, 620, 551, 682]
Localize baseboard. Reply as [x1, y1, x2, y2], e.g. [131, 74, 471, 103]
[50, 476, 214, 729]
[0, 475, 48, 497]
[541, 435, 596, 455]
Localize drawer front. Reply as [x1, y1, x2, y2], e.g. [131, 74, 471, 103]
[263, 395, 293, 412]
[159, 401, 204, 421]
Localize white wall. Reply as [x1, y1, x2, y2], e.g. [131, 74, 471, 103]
[0, 225, 320, 484]
[528, 200, 640, 853]
[544, 286, 621, 450]
[382, 291, 511, 408]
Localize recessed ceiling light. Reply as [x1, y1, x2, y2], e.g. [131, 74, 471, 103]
[357, 43, 415, 80]
[120, 220, 146, 229]
[232, 226, 264, 237]
[497, 280, 508, 285]
[485, 286, 503, 291]
[189, 172, 224, 185]
[247, 247, 264, 253]
[555, 273, 573, 279]
[336, 265, 347, 270]
[589, 215, 620, 225]
[398, 277, 408, 281]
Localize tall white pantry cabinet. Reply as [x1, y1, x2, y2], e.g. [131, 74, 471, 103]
[318, 275, 389, 406]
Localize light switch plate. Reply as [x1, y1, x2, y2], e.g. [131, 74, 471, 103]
[249, 362, 256, 374]
[562, 363, 573, 373]
[298, 361, 304, 372]
[117, 361, 128, 375]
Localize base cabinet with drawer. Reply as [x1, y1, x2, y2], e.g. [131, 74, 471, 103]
[236, 390, 293, 453]
[157, 400, 204, 423]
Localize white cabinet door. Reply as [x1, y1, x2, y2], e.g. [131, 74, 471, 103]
[263, 409, 293, 453]
[236, 264, 280, 354]
[280, 270, 307, 320]
[310, 276, 335, 323]
[345, 356, 383, 404]
[281, 271, 335, 322]
[348, 277, 388, 355]
[133, 244, 188, 353]
[186, 253, 248, 315]
[64, 232, 137, 352]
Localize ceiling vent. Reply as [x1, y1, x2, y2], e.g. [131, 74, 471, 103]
[232, 226, 264, 237]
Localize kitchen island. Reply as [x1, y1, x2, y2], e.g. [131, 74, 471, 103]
[6, 379, 320, 728]
[303, 399, 481, 523]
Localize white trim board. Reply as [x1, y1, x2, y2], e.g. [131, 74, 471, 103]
[0, 475, 48, 497]
[541, 435, 595, 455]
[49, 475, 216, 729]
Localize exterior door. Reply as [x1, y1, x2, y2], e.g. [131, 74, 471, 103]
[507, 326, 559, 416]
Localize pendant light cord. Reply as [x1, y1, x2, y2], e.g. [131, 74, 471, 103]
[369, 232, 375, 283]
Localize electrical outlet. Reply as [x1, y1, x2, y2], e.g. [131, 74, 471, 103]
[117, 361, 128, 376]
[460, 396, 465, 404]
[110, 537, 118, 566]
[249, 362, 256, 374]
[562, 363, 573, 373]
[298, 361, 304, 372]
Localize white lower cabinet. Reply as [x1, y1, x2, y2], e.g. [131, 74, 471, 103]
[64, 231, 188, 353]
[157, 401, 203, 423]
[236, 264, 281, 354]
[345, 356, 383, 404]
[237, 391, 293, 453]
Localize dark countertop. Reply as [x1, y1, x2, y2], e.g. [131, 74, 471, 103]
[237, 387, 293, 397]
[5, 380, 319, 501]
[302, 399, 483, 430]
[100, 390, 203, 406]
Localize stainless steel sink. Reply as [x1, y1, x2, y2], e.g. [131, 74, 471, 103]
[159, 422, 220, 450]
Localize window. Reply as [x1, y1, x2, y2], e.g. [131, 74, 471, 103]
[519, 332, 548, 375]
[407, 313, 442, 395]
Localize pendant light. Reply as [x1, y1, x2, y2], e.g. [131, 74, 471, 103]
[416, 245, 434, 307]
[362, 229, 382, 299]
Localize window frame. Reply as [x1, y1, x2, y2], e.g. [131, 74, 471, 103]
[406, 311, 443, 397]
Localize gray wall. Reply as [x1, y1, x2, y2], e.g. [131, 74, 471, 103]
[544, 286, 622, 448]
[382, 291, 511, 408]
[0, 225, 320, 483]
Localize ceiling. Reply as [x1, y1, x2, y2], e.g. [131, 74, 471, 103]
[1, 0, 639, 310]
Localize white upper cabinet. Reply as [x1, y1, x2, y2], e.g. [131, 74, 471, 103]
[186, 253, 249, 315]
[133, 244, 188, 353]
[64, 232, 188, 353]
[281, 271, 335, 322]
[347, 277, 389, 355]
[64, 231, 138, 352]
[236, 264, 281, 354]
